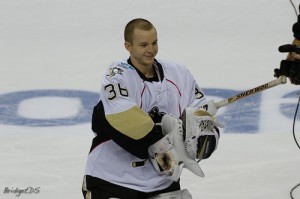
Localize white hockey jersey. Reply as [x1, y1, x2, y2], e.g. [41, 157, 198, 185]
[84, 58, 206, 192]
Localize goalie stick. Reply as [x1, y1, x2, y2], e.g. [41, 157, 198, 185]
[201, 75, 287, 115]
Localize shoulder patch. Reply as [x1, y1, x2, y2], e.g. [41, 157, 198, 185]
[109, 67, 124, 77]
[106, 61, 135, 78]
[117, 62, 135, 70]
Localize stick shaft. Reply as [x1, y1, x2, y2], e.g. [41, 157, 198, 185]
[214, 76, 287, 109]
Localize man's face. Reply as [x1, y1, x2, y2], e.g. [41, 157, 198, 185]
[125, 28, 158, 68]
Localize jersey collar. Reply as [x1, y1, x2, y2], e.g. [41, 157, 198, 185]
[127, 58, 164, 82]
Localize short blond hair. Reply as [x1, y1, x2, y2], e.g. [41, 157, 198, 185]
[124, 18, 156, 43]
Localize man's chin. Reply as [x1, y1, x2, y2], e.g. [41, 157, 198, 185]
[144, 58, 155, 65]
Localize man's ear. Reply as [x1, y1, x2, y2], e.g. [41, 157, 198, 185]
[124, 42, 132, 53]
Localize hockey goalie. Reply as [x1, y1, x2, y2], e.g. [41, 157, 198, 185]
[82, 18, 220, 199]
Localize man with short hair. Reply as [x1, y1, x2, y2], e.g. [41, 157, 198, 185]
[82, 18, 220, 199]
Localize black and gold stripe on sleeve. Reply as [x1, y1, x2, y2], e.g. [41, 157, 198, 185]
[106, 105, 154, 140]
[91, 101, 163, 159]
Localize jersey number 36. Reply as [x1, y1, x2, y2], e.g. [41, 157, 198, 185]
[104, 83, 129, 100]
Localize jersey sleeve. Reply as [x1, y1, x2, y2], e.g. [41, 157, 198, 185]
[176, 63, 207, 109]
[95, 61, 163, 159]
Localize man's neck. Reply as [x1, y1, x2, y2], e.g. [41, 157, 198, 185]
[130, 59, 154, 78]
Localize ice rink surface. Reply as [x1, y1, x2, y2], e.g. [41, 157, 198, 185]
[1, 0, 300, 198]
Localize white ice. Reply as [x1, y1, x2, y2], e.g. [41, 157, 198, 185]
[1, 0, 300, 198]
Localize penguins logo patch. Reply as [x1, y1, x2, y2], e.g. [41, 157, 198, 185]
[109, 67, 124, 77]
